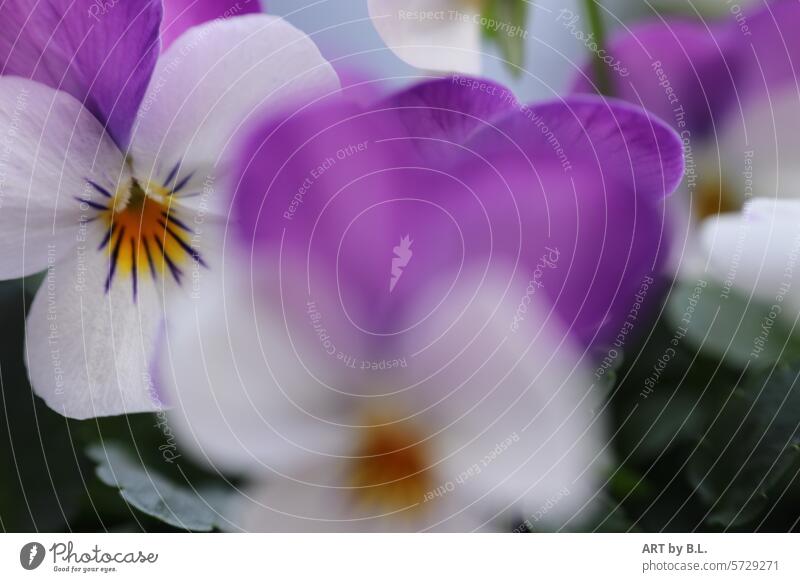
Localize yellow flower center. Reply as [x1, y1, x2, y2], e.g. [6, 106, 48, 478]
[348, 417, 434, 514]
[79, 172, 205, 299]
[694, 177, 741, 221]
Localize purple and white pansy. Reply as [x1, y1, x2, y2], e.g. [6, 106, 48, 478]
[0, 0, 339, 418]
[156, 77, 684, 530]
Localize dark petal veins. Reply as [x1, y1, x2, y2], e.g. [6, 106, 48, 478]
[159, 220, 208, 268]
[130, 237, 138, 301]
[171, 172, 195, 194]
[162, 211, 194, 234]
[97, 223, 116, 251]
[143, 237, 158, 280]
[105, 227, 126, 293]
[87, 180, 113, 198]
[154, 236, 183, 284]
[75, 197, 109, 212]
[163, 160, 181, 188]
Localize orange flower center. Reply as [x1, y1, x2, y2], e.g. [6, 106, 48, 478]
[348, 418, 435, 514]
[694, 178, 741, 221]
[79, 175, 206, 299]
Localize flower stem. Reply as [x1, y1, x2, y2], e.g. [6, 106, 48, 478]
[582, 0, 612, 95]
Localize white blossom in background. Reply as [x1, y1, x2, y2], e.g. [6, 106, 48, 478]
[368, 0, 485, 74]
[701, 199, 800, 320]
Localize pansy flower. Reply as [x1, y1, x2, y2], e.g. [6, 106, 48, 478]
[157, 77, 684, 530]
[0, 0, 339, 418]
[572, 0, 800, 277]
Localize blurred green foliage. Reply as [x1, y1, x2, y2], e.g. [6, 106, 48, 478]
[481, 0, 528, 76]
[598, 278, 800, 532]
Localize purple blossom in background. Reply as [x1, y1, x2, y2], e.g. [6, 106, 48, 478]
[572, 0, 800, 278]
[573, 0, 800, 139]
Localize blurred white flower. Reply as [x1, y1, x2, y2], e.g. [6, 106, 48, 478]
[368, 0, 485, 74]
[701, 199, 800, 319]
[674, 80, 800, 282]
[158, 260, 607, 532]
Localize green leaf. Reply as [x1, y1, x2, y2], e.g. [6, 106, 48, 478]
[609, 466, 654, 504]
[620, 387, 708, 461]
[590, 492, 643, 533]
[481, 0, 528, 75]
[609, 313, 738, 463]
[652, 0, 740, 19]
[580, 0, 612, 95]
[688, 361, 800, 528]
[666, 279, 800, 369]
[87, 443, 231, 532]
[0, 280, 87, 532]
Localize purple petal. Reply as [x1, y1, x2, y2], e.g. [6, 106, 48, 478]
[377, 76, 519, 160]
[233, 88, 682, 352]
[469, 95, 686, 202]
[233, 89, 513, 342]
[447, 96, 683, 345]
[571, 19, 737, 138]
[456, 155, 669, 347]
[723, 0, 800, 104]
[161, 0, 263, 48]
[0, 0, 162, 148]
[573, 0, 800, 139]
[232, 95, 419, 363]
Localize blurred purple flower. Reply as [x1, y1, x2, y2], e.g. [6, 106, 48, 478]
[236, 77, 684, 348]
[158, 76, 683, 530]
[572, 0, 800, 276]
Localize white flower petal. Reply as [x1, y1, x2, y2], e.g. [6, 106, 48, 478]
[229, 473, 358, 533]
[226, 464, 491, 532]
[402, 266, 608, 529]
[25, 236, 163, 419]
[368, 0, 482, 74]
[701, 199, 800, 319]
[159, 256, 354, 478]
[130, 14, 340, 214]
[0, 77, 125, 278]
